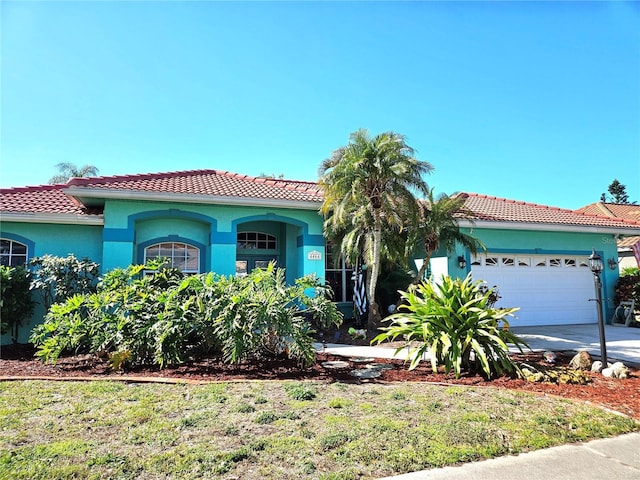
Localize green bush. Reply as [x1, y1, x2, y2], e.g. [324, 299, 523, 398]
[30, 261, 196, 366]
[29, 254, 100, 311]
[0, 265, 35, 343]
[202, 263, 342, 367]
[614, 273, 640, 306]
[372, 275, 529, 379]
[30, 261, 342, 369]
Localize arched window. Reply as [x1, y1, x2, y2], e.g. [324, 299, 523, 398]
[144, 242, 200, 273]
[237, 232, 277, 250]
[0, 239, 28, 267]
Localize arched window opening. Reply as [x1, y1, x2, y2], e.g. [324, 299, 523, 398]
[144, 242, 200, 273]
[0, 239, 28, 267]
[237, 232, 277, 250]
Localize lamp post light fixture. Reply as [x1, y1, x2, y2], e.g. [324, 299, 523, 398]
[457, 255, 466, 269]
[588, 249, 608, 368]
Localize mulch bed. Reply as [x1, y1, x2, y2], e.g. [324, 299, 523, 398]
[1, 343, 639, 420]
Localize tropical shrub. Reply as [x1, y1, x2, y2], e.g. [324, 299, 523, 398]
[614, 273, 640, 306]
[372, 275, 529, 379]
[30, 261, 196, 366]
[202, 264, 342, 367]
[0, 265, 35, 343]
[30, 261, 342, 368]
[29, 254, 100, 311]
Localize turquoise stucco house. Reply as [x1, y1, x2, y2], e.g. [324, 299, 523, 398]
[2, 168, 640, 343]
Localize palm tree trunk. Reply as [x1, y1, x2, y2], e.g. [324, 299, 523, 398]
[367, 214, 383, 330]
[411, 252, 433, 286]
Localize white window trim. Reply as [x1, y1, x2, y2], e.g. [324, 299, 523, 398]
[144, 242, 200, 274]
[0, 238, 28, 267]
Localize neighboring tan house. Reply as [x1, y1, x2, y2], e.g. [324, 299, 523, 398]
[2, 169, 640, 343]
[576, 202, 640, 271]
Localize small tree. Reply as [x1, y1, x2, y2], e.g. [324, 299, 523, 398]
[0, 265, 35, 344]
[49, 162, 99, 184]
[29, 254, 100, 311]
[319, 129, 433, 329]
[406, 190, 484, 286]
[601, 179, 635, 204]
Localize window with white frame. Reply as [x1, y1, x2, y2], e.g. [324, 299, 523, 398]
[324, 242, 354, 303]
[144, 242, 200, 273]
[0, 239, 28, 267]
[237, 232, 277, 250]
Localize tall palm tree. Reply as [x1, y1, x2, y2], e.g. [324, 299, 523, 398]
[49, 163, 99, 184]
[407, 190, 484, 285]
[319, 129, 433, 328]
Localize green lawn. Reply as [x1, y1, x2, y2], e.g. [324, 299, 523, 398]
[1, 380, 638, 479]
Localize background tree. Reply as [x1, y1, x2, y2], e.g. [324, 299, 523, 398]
[319, 129, 433, 329]
[407, 190, 485, 286]
[601, 179, 635, 204]
[49, 162, 99, 184]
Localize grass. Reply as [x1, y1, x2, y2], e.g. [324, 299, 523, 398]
[0, 380, 638, 479]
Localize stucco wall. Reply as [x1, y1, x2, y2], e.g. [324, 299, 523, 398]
[100, 199, 325, 278]
[1, 221, 104, 344]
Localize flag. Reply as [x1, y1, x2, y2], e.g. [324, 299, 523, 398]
[352, 266, 368, 327]
[633, 240, 640, 268]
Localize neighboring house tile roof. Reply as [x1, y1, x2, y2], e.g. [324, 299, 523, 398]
[576, 202, 640, 248]
[576, 202, 640, 221]
[65, 169, 323, 203]
[458, 193, 640, 229]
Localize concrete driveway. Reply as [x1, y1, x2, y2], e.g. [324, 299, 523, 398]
[319, 324, 640, 366]
[510, 324, 640, 366]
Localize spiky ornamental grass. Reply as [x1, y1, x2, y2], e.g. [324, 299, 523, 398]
[373, 275, 529, 378]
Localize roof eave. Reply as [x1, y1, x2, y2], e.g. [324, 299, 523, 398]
[0, 212, 104, 226]
[457, 219, 640, 236]
[63, 187, 322, 210]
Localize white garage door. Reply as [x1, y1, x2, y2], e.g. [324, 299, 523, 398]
[470, 254, 597, 326]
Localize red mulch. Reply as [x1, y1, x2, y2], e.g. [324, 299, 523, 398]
[1, 344, 639, 420]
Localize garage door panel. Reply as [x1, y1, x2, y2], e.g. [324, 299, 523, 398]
[471, 254, 596, 327]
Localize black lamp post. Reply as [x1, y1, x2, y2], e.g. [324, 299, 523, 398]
[588, 249, 607, 368]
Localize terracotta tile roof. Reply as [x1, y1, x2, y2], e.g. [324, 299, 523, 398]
[576, 202, 640, 221]
[458, 193, 640, 229]
[66, 169, 323, 203]
[576, 202, 640, 247]
[619, 236, 640, 249]
[0, 184, 101, 215]
[1, 169, 322, 215]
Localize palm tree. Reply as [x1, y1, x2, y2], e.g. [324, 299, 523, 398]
[319, 129, 433, 328]
[407, 190, 484, 285]
[49, 163, 99, 184]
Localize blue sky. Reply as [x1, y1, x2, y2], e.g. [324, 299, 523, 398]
[2, 1, 638, 209]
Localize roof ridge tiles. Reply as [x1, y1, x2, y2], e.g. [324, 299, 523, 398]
[0, 183, 67, 194]
[65, 169, 225, 186]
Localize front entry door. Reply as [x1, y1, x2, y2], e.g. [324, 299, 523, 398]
[236, 256, 279, 276]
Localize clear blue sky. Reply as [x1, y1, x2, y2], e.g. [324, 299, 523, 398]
[2, 1, 639, 209]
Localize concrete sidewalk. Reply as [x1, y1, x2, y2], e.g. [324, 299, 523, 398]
[511, 324, 640, 366]
[376, 432, 640, 480]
